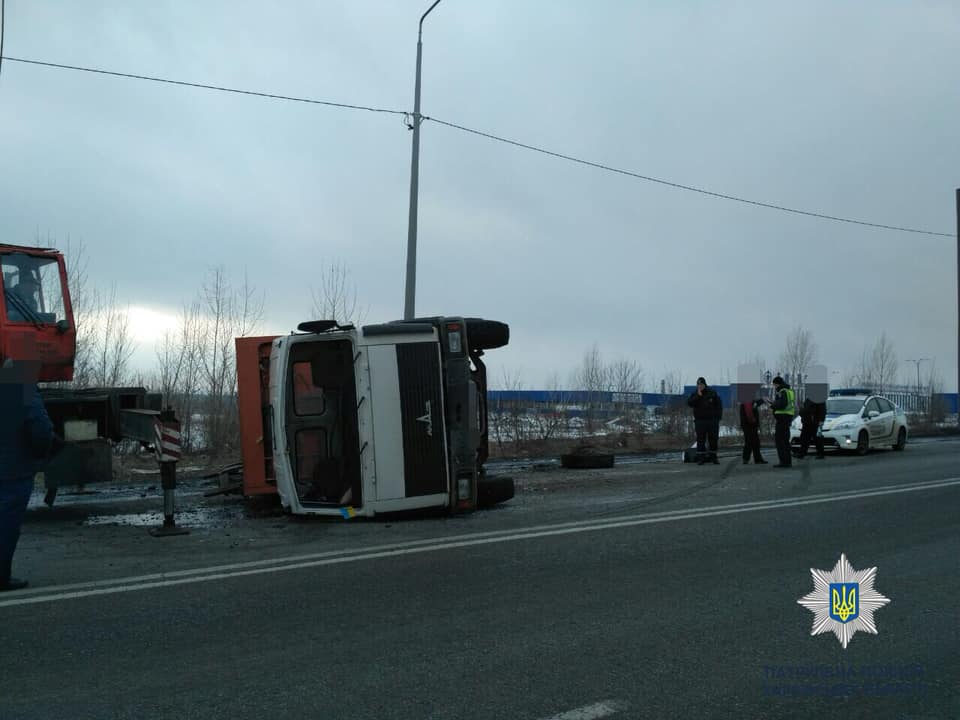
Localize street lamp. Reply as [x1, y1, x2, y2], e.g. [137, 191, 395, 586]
[403, 0, 444, 320]
[905, 358, 930, 394]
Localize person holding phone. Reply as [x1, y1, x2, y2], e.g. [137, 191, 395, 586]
[687, 376, 723, 465]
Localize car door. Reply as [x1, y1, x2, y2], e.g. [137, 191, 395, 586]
[864, 398, 886, 440]
[875, 398, 896, 440]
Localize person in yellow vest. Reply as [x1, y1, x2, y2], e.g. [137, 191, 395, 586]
[769, 376, 796, 467]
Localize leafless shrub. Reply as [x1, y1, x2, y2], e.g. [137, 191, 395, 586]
[309, 260, 368, 326]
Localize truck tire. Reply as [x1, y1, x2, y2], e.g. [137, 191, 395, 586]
[561, 452, 615, 469]
[465, 319, 510, 350]
[478, 475, 515, 507]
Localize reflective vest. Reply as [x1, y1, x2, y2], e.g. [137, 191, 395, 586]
[775, 388, 796, 416]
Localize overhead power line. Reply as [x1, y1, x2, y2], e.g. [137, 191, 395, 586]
[1, 53, 954, 238]
[1, 56, 407, 116]
[424, 116, 955, 238]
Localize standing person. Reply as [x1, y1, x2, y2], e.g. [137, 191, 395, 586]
[769, 376, 796, 468]
[0, 379, 54, 591]
[739, 397, 768, 464]
[687, 377, 723, 465]
[795, 397, 827, 459]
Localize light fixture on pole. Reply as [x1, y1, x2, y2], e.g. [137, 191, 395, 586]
[403, 0, 444, 320]
[905, 358, 930, 395]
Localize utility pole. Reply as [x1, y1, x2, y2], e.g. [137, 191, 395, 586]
[403, 0, 444, 320]
[906, 358, 929, 413]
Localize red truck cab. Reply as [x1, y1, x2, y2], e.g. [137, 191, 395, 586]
[0, 244, 76, 382]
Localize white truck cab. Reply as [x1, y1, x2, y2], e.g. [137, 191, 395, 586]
[239, 316, 508, 517]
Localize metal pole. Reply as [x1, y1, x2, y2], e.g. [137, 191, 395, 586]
[956, 188, 959, 426]
[404, 0, 444, 320]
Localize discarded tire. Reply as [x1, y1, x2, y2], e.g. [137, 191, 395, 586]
[465, 318, 510, 350]
[560, 452, 615, 469]
[478, 475, 515, 507]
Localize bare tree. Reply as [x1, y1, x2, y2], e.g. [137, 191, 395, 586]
[196, 267, 265, 457]
[655, 369, 692, 439]
[527, 371, 568, 443]
[40, 236, 98, 387]
[660, 370, 684, 395]
[310, 261, 367, 325]
[607, 357, 644, 437]
[777, 326, 818, 386]
[489, 366, 527, 454]
[85, 284, 136, 387]
[575, 343, 608, 393]
[869, 332, 898, 394]
[608, 358, 644, 395]
[851, 332, 899, 394]
[155, 301, 204, 451]
[573, 343, 610, 435]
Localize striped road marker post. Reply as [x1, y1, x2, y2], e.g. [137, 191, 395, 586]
[150, 408, 189, 537]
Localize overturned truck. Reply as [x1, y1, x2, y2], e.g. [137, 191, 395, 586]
[236, 316, 512, 516]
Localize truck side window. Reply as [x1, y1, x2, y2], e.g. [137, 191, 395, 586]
[292, 361, 325, 416]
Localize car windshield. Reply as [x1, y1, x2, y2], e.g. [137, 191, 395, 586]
[826, 398, 865, 415]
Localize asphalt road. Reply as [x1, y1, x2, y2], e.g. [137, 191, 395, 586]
[1, 440, 958, 719]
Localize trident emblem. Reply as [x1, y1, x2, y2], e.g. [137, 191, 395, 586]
[829, 583, 859, 623]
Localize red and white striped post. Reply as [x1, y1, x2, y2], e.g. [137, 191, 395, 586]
[150, 407, 189, 537]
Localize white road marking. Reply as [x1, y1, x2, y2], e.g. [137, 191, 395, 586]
[539, 700, 627, 720]
[2, 476, 958, 609]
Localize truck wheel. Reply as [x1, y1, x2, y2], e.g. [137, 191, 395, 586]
[478, 475, 515, 507]
[465, 319, 510, 350]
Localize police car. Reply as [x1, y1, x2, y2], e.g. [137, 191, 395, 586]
[790, 392, 908, 455]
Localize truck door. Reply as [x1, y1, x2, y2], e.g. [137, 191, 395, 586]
[282, 337, 362, 508]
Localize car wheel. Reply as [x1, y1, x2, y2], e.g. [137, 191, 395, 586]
[893, 427, 907, 451]
[856, 430, 869, 456]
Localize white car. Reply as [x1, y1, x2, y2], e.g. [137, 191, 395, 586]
[790, 394, 908, 455]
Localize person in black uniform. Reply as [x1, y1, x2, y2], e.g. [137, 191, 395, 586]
[687, 377, 723, 465]
[739, 397, 768, 464]
[795, 397, 827, 459]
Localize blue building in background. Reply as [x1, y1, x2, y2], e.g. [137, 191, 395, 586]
[488, 387, 957, 414]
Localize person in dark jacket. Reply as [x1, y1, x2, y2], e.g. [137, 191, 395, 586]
[0, 379, 54, 591]
[739, 397, 768, 464]
[769, 376, 796, 468]
[795, 397, 827, 459]
[687, 377, 723, 465]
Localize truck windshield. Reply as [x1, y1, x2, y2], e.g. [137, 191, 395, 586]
[1, 252, 67, 325]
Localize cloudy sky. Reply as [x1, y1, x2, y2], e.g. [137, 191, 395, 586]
[1, 1, 957, 390]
